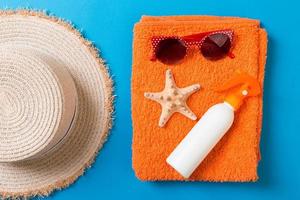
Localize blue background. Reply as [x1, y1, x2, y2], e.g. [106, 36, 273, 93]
[1, 0, 299, 199]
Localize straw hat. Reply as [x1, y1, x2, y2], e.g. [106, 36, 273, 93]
[0, 10, 113, 198]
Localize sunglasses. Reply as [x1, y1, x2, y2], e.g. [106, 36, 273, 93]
[150, 30, 234, 65]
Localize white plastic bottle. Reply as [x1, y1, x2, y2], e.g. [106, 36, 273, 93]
[166, 102, 234, 178]
[166, 73, 261, 178]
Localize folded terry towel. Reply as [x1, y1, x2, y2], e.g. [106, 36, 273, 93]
[131, 15, 267, 181]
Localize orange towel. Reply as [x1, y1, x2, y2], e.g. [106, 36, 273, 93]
[131, 16, 267, 182]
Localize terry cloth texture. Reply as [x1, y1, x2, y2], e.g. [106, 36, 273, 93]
[131, 16, 267, 182]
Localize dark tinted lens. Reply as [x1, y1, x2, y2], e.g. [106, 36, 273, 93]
[155, 38, 187, 65]
[200, 33, 231, 60]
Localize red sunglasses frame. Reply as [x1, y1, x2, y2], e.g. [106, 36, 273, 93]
[150, 29, 235, 61]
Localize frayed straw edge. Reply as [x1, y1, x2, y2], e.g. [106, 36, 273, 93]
[0, 9, 115, 199]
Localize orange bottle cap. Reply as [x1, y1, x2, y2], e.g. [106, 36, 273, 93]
[216, 73, 261, 111]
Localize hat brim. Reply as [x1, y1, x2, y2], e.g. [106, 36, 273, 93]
[0, 10, 113, 198]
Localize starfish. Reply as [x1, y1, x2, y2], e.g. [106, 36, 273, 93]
[144, 69, 201, 127]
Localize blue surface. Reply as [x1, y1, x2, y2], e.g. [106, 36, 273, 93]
[1, 0, 299, 199]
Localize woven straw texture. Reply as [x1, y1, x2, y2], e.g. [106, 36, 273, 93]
[0, 10, 113, 198]
[0, 49, 78, 162]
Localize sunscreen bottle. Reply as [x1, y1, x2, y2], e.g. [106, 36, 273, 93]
[166, 73, 261, 178]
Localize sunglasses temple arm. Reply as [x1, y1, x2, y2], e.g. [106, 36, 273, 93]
[150, 52, 157, 61]
[228, 51, 235, 59]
